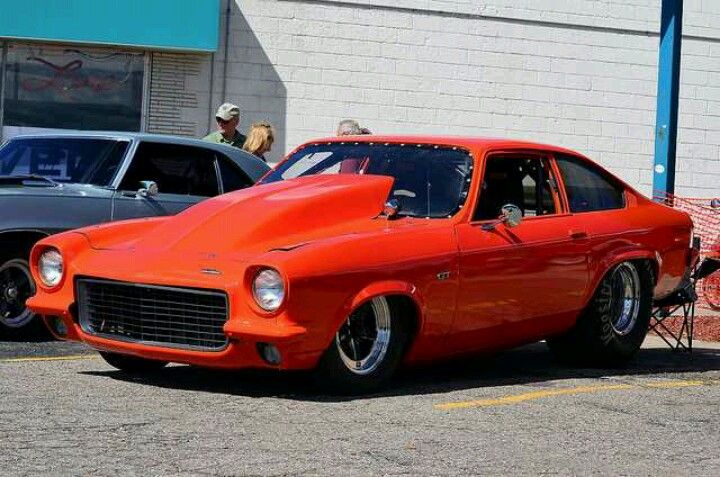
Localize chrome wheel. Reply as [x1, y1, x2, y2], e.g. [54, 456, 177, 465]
[335, 296, 392, 375]
[608, 262, 641, 336]
[0, 259, 36, 329]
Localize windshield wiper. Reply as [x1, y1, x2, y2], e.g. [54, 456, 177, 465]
[0, 174, 60, 186]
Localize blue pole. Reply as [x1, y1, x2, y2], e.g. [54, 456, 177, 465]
[652, 0, 684, 199]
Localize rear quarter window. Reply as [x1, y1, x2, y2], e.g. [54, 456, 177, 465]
[556, 154, 625, 213]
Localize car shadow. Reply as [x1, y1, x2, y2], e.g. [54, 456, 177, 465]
[79, 341, 720, 402]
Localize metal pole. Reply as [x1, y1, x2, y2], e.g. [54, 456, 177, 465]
[220, 0, 231, 103]
[652, 0, 684, 199]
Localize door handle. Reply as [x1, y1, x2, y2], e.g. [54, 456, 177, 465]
[569, 230, 588, 240]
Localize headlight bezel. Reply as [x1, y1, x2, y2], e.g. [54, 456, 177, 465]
[251, 267, 286, 313]
[37, 247, 64, 289]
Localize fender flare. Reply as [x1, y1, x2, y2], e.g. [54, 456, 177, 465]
[324, 280, 426, 349]
[585, 248, 658, 306]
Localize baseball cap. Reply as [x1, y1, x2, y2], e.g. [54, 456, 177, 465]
[215, 103, 240, 121]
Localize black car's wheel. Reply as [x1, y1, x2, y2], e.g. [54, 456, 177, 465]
[547, 261, 653, 366]
[100, 352, 169, 373]
[315, 296, 411, 394]
[0, 258, 47, 339]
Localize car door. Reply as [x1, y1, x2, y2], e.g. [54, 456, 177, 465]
[111, 141, 221, 220]
[452, 151, 592, 352]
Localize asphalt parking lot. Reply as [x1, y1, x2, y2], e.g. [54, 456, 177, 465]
[2, 337, 719, 476]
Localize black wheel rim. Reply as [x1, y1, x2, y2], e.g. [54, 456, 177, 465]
[0, 261, 36, 328]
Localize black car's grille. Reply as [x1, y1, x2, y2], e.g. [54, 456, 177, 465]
[76, 279, 229, 351]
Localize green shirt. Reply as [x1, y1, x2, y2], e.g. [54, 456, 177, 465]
[202, 130, 246, 149]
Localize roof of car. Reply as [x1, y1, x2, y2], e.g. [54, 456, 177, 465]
[7, 130, 233, 150]
[308, 135, 585, 157]
[5, 131, 271, 181]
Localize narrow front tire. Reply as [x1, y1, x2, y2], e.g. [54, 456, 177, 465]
[315, 296, 411, 394]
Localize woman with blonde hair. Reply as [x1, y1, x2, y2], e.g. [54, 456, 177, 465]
[242, 121, 275, 162]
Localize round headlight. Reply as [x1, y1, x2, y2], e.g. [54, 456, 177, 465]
[252, 268, 285, 312]
[38, 249, 64, 288]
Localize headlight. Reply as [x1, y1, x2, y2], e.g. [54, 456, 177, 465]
[38, 248, 64, 288]
[252, 268, 285, 312]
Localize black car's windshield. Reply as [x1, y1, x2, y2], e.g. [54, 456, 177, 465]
[261, 143, 473, 218]
[0, 138, 128, 186]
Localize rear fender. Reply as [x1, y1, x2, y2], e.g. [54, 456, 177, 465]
[586, 248, 657, 306]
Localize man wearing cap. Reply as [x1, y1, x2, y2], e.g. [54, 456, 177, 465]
[203, 103, 246, 148]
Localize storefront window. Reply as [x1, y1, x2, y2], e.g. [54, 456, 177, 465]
[2, 44, 145, 132]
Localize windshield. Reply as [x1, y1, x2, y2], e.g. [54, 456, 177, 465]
[261, 143, 473, 218]
[0, 137, 128, 186]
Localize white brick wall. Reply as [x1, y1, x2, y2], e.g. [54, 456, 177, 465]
[187, 0, 720, 197]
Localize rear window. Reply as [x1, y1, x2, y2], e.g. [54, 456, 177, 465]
[0, 137, 128, 186]
[556, 154, 625, 213]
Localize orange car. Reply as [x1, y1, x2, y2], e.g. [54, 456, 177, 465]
[27, 137, 694, 392]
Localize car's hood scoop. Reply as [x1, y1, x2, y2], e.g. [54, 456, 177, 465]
[128, 174, 394, 254]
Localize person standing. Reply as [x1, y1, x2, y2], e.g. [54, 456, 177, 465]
[203, 103, 246, 148]
[242, 122, 275, 162]
[336, 119, 362, 136]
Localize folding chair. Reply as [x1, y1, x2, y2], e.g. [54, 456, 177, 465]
[649, 257, 720, 352]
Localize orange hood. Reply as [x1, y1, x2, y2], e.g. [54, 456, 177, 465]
[89, 174, 394, 256]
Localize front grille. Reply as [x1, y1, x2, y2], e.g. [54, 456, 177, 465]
[77, 279, 229, 351]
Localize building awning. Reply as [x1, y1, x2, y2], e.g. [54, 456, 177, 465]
[0, 0, 220, 52]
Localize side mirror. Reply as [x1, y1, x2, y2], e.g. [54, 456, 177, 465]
[137, 180, 159, 198]
[383, 199, 400, 219]
[481, 203, 523, 231]
[500, 203, 522, 228]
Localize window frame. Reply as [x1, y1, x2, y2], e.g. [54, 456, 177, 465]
[471, 150, 566, 224]
[214, 151, 254, 194]
[117, 141, 221, 197]
[553, 153, 627, 214]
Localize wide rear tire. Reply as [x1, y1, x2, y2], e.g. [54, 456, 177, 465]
[315, 296, 411, 394]
[547, 261, 653, 366]
[100, 352, 169, 373]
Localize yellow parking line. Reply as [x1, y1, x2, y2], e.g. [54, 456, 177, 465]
[0, 354, 97, 363]
[435, 384, 633, 410]
[643, 380, 706, 389]
[435, 379, 715, 411]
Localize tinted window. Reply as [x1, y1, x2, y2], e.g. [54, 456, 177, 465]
[0, 138, 128, 186]
[556, 154, 625, 213]
[475, 156, 557, 221]
[262, 143, 473, 218]
[217, 155, 253, 193]
[120, 143, 219, 197]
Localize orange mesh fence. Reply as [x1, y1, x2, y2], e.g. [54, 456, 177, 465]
[654, 193, 720, 312]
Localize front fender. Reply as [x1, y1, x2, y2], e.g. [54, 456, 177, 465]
[320, 280, 425, 350]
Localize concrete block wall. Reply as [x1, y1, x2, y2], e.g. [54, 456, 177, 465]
[185, 0, 719, 197]
[147, 52, 211, 137]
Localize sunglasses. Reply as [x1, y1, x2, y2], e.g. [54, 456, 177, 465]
[216, 117, 233, 125]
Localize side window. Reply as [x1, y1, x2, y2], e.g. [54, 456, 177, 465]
[216, 154, 253, 192]
[120, 143, 220, 197]
[556, 154, 625, 213]
[474, 156, 557, 221]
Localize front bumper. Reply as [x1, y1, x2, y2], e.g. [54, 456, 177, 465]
[39, 309, 316, 370]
